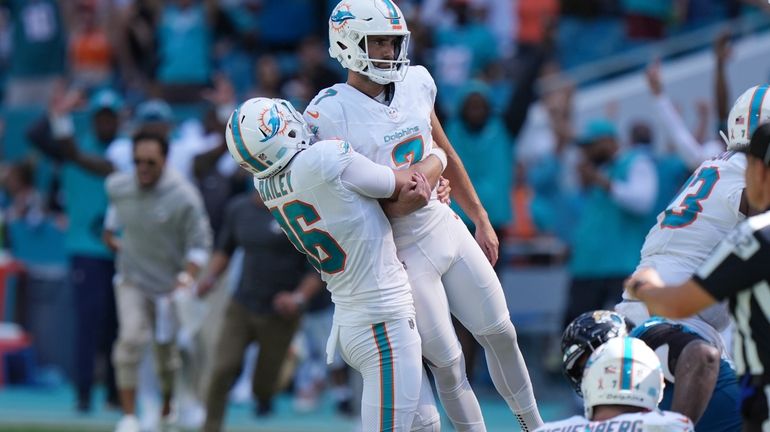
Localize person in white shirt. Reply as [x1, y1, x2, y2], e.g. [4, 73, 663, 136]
[305, 1, 543, 430]
[225, 97, 450, 431]
[536, 336, 694, 432]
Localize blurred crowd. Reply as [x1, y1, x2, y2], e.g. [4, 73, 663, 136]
[1, 0, 770, 430]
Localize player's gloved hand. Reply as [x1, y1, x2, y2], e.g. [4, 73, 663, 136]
[437, 176, 451, 204]
[474, 220, 499, 266]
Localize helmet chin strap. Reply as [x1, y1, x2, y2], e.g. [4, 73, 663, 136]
[719, 130, 730, 147]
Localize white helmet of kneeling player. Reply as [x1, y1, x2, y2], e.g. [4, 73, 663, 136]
[581, 337, 665, 420]
[225, 97, 312, 179]
[328, 0, 411, 85]
[722, 85, 770, 150]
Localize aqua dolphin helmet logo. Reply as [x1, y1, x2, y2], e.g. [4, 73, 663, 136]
[259, 103, 285, 142]
[330, 3, 355, 31]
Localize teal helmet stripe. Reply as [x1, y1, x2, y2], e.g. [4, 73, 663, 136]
[231, 104, 269, 172]
[620, 338, 633, 390]
[381, 0, 400, 24]
[748, 85, 770, 137]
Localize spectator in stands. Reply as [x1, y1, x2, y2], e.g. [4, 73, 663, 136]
[622, 0, 678, 41]
[1, 160, 45, 226]
[1, 0, 67, 107]
[60, 97, 209, 180]
[69, 0, 114, 90]
[155, 0, 217, 103]
[562, 119, 658, 330]
[193, 75, 246, 236]
[629, 121, 689, 214]
[283, 35, 342, 108]
[515, 0, 558, 61]
[197, 191, 322, 430]
[117, 0, 159, 99]
[104, 129, 212, 432]
[247, 55, 285, 100]
[430, 0, 500, 111]
[26, 87, 126, 413]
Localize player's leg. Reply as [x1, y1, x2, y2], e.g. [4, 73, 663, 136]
[202, 301, 255, 432]
[411, 368, 441, 432]
[339, 318, 424, 432]
[251, 313, 301, 414]
[440, 217, 543, 431]
[692, 360, 742, 432]
[112, 278, 153, 417]
[398, 243, 486, 431]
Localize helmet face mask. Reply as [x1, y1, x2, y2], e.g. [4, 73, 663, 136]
[225, 98, 312, 179]
[561, 310, 633, 396]
[581, 337, 665, 419]
[329, 0, 411, 85]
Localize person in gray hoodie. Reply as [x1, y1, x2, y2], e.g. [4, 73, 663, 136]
[104, 129, 212, 432]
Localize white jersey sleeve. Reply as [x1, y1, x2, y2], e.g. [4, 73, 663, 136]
[340, 152, 396, 199]
[535, 411, 693, 432]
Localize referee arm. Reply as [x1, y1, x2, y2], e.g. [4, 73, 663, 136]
[626, 220, 770, 318]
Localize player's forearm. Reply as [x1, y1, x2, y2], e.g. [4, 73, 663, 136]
[203, 251, 230, 281]
[410, 150, 446, 190]
[716, 57, 729, 124]
[74, 152, 116, 177]
[670, 341, 720, 424]
[635, 281, 710, 318]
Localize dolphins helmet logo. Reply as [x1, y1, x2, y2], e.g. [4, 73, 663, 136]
[330, 3, 355, 32]
[258, 104, 287, 143]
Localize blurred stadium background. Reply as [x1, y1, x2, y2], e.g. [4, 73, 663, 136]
[1, 0, 770, 431]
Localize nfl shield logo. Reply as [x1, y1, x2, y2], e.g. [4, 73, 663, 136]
[386, 106, 399, 120]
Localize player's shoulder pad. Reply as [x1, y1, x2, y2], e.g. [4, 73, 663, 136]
[407, 65, 437, 97]
[303, 139, 355, 182]
[306, 85, 344, 111]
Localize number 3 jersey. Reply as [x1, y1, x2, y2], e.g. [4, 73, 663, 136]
[255, 140, 414, 327]
[304, 65, 447, 248]
[638, 151, 746, 276]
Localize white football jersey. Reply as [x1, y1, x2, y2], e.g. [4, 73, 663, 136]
[304, 65, 449, 248]
[639, 151, 746, 273]
[534, 411, 693, 432]
[255, 140, 413, 326]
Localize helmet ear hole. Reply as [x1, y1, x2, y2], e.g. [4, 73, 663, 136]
[288, 129, 297, 138]
[337, 41, 348, 51]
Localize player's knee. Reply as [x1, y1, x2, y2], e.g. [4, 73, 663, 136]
[681, 340, 720, 375]
[427, 354, 466, 388]
[473, 319, 517, 343]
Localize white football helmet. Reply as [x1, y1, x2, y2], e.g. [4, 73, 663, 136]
[721, 85, 770, 150]
[328, 0, 411, 84]
[581, 337, 664, 420]
[225, 98, 312, 179]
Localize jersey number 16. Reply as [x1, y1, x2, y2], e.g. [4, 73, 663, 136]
[270, 201, 348, 274]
